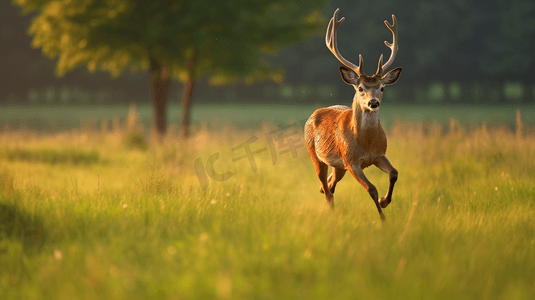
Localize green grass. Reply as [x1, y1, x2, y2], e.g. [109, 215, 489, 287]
[1, 120, 534, 299]
[0, 147, 101, 165]
[2, 103, 535, 131]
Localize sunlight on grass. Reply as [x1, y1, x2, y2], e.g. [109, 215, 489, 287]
[0, 116, 534, 299]
[1, 147, 101, 165]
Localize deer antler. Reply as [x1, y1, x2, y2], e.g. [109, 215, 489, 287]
[380, 14, 398, 72]
[326, 8, 363, 77]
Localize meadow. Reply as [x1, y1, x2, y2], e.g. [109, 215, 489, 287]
[1, 104, 535, 299]
[2, 103, 535, 131]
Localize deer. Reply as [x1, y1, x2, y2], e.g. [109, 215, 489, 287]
[304, 8, 402, 220]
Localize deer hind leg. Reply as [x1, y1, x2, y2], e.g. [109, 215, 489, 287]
[321, 167, 346, 194]
[310, 157, 334, 207]
[319, 172, 333, 194]
[374, 156, 398, 209]
[304, 131, 334, 207]
[348, 163, 385, 220]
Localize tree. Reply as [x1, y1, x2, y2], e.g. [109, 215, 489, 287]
[14, 0, 326, 136]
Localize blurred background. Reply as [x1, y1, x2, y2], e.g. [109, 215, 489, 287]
[2, 0, 535, 133]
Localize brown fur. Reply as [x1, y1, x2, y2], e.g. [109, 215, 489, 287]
[304, 72, 400, 220]
[308, 9, 402, 220]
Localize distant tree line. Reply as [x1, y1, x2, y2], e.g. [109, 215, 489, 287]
[1, 0, 534, 107]
[285, 0, 535, 84]
[6, 80, 533, 106]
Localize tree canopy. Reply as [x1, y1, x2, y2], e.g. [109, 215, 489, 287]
[15, 0, 327, 135]
[15, 0, 326, 84]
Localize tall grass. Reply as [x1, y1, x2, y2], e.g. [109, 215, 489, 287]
[0, 118, 534, 299]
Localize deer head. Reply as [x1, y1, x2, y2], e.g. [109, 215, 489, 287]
[326, 9, 402, 113]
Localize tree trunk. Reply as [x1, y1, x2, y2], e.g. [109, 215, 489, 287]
[181, 56, 196, 138]
[149, 55, 170, 136]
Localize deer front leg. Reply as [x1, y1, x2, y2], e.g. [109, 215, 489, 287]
[348, 163, 385, 220]
[374, 155, 398, 209]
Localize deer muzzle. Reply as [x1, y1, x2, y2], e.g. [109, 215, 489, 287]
[369, 99, 380, 109]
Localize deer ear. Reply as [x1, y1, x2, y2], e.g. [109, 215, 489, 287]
[381, 67, 402, 85]
[339, 66, 359, 85]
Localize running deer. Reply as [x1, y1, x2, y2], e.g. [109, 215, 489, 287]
[304, 9, 402, 220]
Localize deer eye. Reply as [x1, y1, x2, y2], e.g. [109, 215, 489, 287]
[380, 87, 384, 92]
[358, 86, 363, 92]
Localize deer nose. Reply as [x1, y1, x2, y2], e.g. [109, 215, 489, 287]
[369, 99, 380, 109]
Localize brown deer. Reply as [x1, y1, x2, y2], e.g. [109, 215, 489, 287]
[304, 9, 402, 220]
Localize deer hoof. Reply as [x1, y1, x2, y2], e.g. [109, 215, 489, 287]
[379, 197, 390, 208]
[319, 186, 325, 194]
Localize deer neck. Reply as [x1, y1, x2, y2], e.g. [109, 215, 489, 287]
[351, 100, 380, 134]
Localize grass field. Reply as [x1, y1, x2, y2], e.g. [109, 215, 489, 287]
[2, 103, 535, 131]
[1, 107, 535, 299]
